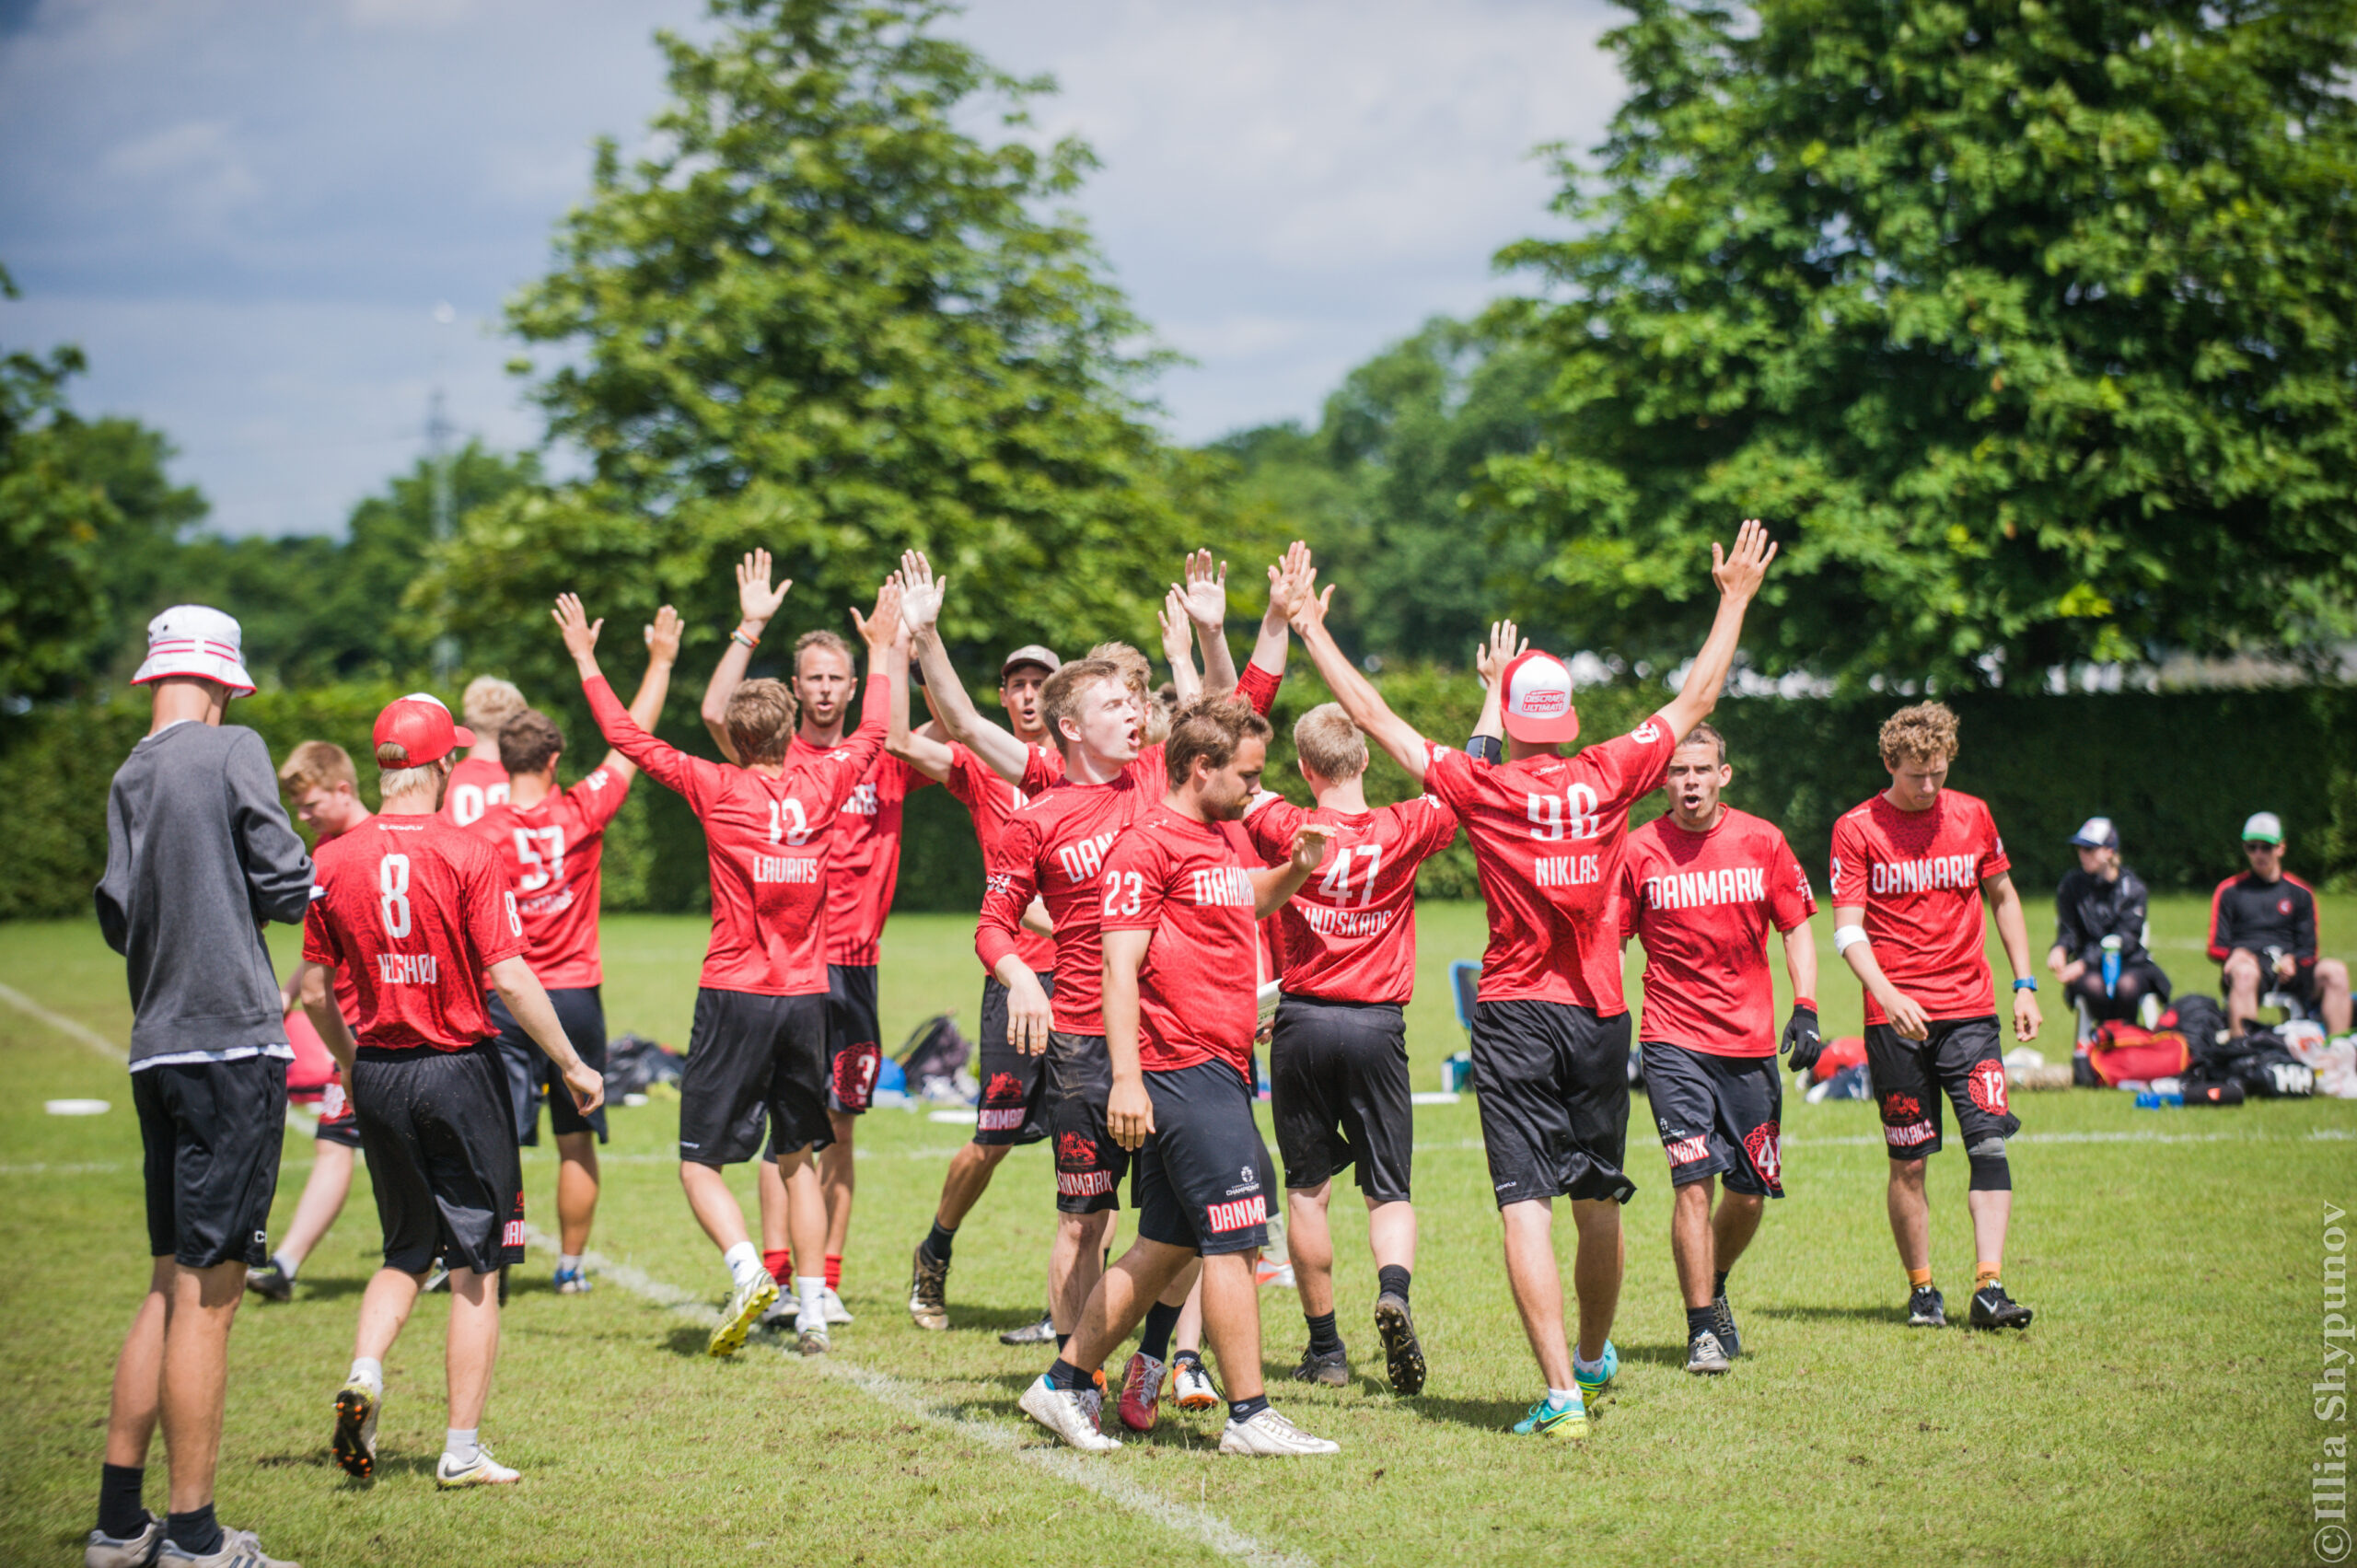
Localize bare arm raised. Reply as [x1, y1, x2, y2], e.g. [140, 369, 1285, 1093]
[898, 550, 1034, 785]
[1177, 549, 1240, 701]
[700, 550, 792, 763]
[1287, 580, 1433, 783]
[1657, 518, 1776, 744]
[883, 612, 955, 785]
[1158, 587, 1201, 706]
[593, 604, 682, 784]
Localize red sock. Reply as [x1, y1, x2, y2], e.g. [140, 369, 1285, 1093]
[763, 1249, 792, 1286]
[824, 1253, 842, 1292]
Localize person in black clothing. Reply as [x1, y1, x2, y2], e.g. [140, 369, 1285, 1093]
[2209, 811, 2351, 1036]
[2045, 817, 2170, 1027]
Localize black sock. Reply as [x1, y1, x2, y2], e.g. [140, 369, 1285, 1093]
[922, 1220, 957, 1265]
[1713, 1270, 1729, 1300]
[1048, 1358, 1087, 1392]
[165, 1504, 222, 1556]
[1304, 1310, 1342, 1355]
[1055, 1332, 1069, 1353]
[1174, 1347, 1203, 1368]
[1229, 1392, 1271, 1423]
[1140, 1300, 1181, 1363]
[1376, 1264, 1411, 1305]
[97, 1464, 145, 1539]
[1685, 1306, 1716, 1341]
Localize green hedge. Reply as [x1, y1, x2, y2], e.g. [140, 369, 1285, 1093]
[5, 673, 2351, 921]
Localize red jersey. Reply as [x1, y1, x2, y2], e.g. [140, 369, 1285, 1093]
[585, 673, 887, 995]
[789, 738, 930, 968]
[945, 741, 1055, 974]
[1829, 789, 2011, 1025]
[473, 765, 632, 990]
[1242, 790, 1458, 1005]
[301, 814, 524, 1051]
[1101, 807, 1260, 1080]
[1421, 714, 1677, 1012]
[1618, 807, 1816, 1056]
[441, 755, 510, 829]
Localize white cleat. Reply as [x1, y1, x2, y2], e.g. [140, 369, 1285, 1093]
[1685, 1330, 1731, 1376]
[434, 1445, 520, 1488]
[1218, 1405, 1340, 1457]
[796, 1318, 831, 1356]
[157, 1526, 302, 1566]
[820, 1286, 854, 1325]
[1018, 1374, 1121, 1452]
[707, 1273, 778, 1358]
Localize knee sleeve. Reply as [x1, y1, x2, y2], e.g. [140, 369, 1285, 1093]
[1966, 1135, 2010, 1191]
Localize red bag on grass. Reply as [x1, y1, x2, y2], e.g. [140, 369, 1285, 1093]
[1810, 1036, 1868, 1084]
[2085, 1021, 2190, 1086]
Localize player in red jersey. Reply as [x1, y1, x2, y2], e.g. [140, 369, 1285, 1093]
[1018, 698, 1339, 1456]
[305, 693, 603, 1491]
[566, 575, 899, 1357]
[245, 741, 375, 1305]
[1240, 702, 1458, 1397]
[472, 606, 680, 1295]
[1617, 722, 1817, 1375]
[1288, 521, 1775, 1437]
[439, 677, 525, 828]
[1831, 701, 2040, 1333]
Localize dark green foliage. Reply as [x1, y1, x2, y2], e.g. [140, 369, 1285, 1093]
[1490, 0, 2357, 689]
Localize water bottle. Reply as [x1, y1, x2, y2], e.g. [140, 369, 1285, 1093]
[2101, 934, 2122, 997]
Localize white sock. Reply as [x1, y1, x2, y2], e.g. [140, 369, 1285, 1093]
[348, 1357, 383, 1396]
[558, 1253, 583, 1273]
[795, 1275, 827, 1330]
[724, 1242, 766, 1291]
[1547, 1386, 1578, 1410]
[273, 1250, 300, 1281]
[1573, 1350, 1607, 1377]
[443, 1426, 479, 1466]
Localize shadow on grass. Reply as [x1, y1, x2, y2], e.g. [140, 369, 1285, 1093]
[1613, 1341, 1695, 1370]
[949, 1305, 1057, 1336]
[1403, 1392, 1533, 1432]
[1749, 1303, 1904, 1325]
[276, 1277, 370, 1303]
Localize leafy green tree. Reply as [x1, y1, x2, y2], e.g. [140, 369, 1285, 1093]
[425, 0, 1242, 693]
[1489, 0, 2357, 690]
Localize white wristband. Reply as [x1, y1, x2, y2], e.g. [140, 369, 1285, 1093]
[1833, 923, 1869, 956]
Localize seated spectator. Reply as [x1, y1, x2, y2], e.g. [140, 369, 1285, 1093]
[2047, 817, 2170, 1026]
[2209, 811, 2351, 1037]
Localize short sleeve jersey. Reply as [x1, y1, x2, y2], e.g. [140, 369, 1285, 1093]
[584, 673, 887, 995]
[302, 815, 525, 1051]
[1242, 791, 1458, 1005]
[472, 765, 633, 990]
[1421, 714, 1678, 1011]
[2206, 871, 2320, 967]
[1100, 807, 1260, 1080]
[789, 738, 931, 969]
[1829, 789, 2011, 1025]
[1618, 807, 1816, 1056]
[945, 742, 1055, 975]
[440, 756, 510, 829]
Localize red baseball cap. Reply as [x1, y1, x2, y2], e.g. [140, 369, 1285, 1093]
[1499, 649, 1580, 745]
[372, 692, 474, 769]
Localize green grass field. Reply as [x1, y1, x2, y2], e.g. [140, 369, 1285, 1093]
[3, 895, 2352, 1566]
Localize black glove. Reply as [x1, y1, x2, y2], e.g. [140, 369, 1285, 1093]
[1780, 1005, 1822, 1074]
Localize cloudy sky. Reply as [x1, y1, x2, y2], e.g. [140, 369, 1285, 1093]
[0, 0, 1622, 536]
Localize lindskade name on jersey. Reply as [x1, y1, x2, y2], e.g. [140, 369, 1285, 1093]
[1303, 904, 1394, 938]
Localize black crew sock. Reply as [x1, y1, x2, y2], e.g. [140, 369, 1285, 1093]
[1376, 1264, 1411, 1304]
[1685, 1306, 1715, 1341]
[1055, 1332, 1069, 1353]
[1140, 1300, 1182, 1363]
[1174, 1347, 1204, 1369]
[1228, 1392, 1271, 1423]
[97, 1464, 146, 1539]
[1304, 1310, 1342, 1355]
[165, 1504, 222, 1556]
[922, 1220, 957, 1265]
[1048, 1358, 1087, 1392]
[1712, 1270, 1729, 1300]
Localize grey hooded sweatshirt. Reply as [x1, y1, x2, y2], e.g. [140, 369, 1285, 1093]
[95, 720, 316, 1067]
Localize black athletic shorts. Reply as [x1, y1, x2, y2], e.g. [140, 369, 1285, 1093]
[1865, 1015, 2020, 1160]
[1048, 1029, 1128, 1214]
[350, 1040, 525, 1276]
[1270, 995, 1412, 1202]
[487, 985, 610, 1145]
[314, 1068, 363, 1151]
[682, 987, 831, 1165]
[1642, 1041, 1783, 1198]
[1470, 1000, 1634, 1207]
[824, 963, 883, 1115]
[973, 971, 1055, 1147]
[134, 1053, 287, 1269]
[1133, 1061, 1274, 1258]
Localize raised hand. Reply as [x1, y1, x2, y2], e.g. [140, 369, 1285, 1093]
[737, 548, 792, 624]
[1264, 540, 1315, 621]
[1710, 518, 1776, 604]
[1158, 586, 1194, 667]
[1177, 548, 1228, 631]
[899, 550, 946, 637]
[852, 576, 904, 651]
[644, 604, 682, 663]
[1476, 618, 1527, 688]
[552, 593, 603, 662]
[1289, 580, 1335, 637]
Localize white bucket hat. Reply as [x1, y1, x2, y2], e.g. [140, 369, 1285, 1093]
[132, 605, 255, 696]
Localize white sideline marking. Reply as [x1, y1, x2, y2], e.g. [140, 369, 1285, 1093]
[0, 982, 128, 1063]
[520, 1225, 1315, 1568]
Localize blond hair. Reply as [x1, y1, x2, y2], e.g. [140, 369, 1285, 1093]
[375, 751, 448, 802]
[1879, 702, 1960, 769]
[725, 678, 799, 765]
[1086, 641, 1151, 696]
[279, 739, 356, 796]
[1040, 657, 1126, 755]
[1293, 703, 1368, 783]
[794, 629, 854, 675]
[461, 675, 527, 734]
